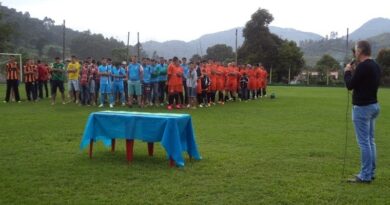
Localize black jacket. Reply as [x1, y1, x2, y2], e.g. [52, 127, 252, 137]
[344, 59, 381, 106]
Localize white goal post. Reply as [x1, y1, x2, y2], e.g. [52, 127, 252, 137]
[0, 53, 23, 82]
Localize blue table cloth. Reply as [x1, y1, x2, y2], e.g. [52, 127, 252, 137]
[80, 111, 201, 166]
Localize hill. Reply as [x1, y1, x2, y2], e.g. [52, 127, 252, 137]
[349, 17, 390, 40]
[142, 26, 323, 59]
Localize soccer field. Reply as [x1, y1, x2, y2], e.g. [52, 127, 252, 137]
[0, 85, 389, 204]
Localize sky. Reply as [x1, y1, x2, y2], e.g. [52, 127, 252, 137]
[2, 0, 390, 44]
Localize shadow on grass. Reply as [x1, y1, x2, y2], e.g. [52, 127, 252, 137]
[74, 150, 202, 170]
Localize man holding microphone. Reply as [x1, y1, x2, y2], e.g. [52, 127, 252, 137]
[344, 40, 381, 183]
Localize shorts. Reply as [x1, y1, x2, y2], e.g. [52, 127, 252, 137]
[68, 79, 80, 91]
[51, 80, 65, 95]
[143, 83, 151, 94]
[216, 79, 225, 91]
[187, 87, 197, 98]
[128, 80, 142, 96]
[226, 80, 237, 92]
[168, 85, 183, 94]
[89, 80, 96, 93]
[100, 83, 111, 94]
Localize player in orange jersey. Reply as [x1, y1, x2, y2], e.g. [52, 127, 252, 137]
[215, 62, 226, 104]
[225, 62, 239, 101]
[208, 60, 218, 105]
[167, 57, 183, 110]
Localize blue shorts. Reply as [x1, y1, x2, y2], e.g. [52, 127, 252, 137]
[187, 87, 197, 98]
[100, 83, 111, 94]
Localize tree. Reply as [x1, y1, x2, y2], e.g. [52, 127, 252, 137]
[190, 54, 202, 63]
[0, 10, 13, 51]
[376, 48, 390, 85]
[237, 8, 283, 67]
[112, 48, 128, 63]
[273, 40, 305, 82]
[46, 46, 62, 59]
[203, 44, 234, 62]
[315, 54, 340, 82]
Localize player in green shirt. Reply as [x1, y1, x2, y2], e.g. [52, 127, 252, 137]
[51, 57, 66, 105]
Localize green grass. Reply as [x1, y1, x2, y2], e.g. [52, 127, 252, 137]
[0, 85, 390, 204]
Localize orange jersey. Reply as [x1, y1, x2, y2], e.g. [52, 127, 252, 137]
[167, 63, 183, 86]
[209, 64, 218, 91]
[24, 64, 36, 83]
[216, 66, 226, 91]
[226, 66, 239, 82]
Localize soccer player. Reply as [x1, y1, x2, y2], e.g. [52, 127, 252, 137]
[247, 64, 257, 99]
[215, 61, 226, 104]
[80, 59, 91, 105]
[225, 62, 239, 101]
[240, 71, 249, 101]
[167, 57, 183, 110]
[150, 59, 160, 106]
[67, 56, 81, 104]
[127, 56, 143, 108]
[122, 61, 129, 103]
[37, 60, 49, 99]
[24, 59, 37, 101]
[4, 55, 21, 103]
[51, 57, 66, 105]
[181, 57, 189, 106]
[200, 66, 211, 107]
[186, 61, 198, 109]
[142, 58, 152, 106]
[158, 57, 168, 106]
[259, 64, 268, 97]
[207, 60, 218, 105]
[98, 58, 113, 108]
[111, 62, 127, 106]
[89, 59, 98, 106]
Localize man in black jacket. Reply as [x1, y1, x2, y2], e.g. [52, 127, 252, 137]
[344, 40, 381, 183]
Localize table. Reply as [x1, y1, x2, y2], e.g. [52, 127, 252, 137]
[80, 111, 201, 167]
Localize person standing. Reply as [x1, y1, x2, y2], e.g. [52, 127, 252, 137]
[186, 61, 198, 109]
[80, 60, 91, 106]
[111, 62, 127, 106]
[345, 40, 381, 183]
[51, 57, 66, 105]
[67, 56, 81, 104]
[150, 59, 160, 106]
[4, 55, 21, 103]
[24, 59, 37, 102]
[127, 56, 143, 108]
[167, 57, 183, 110]
[37, 60, 49, 99]
[158, 57, 168, 106]
[181, 57, 189, 106]
[142, 58, 153, 106]
[98, 58, 113, 108]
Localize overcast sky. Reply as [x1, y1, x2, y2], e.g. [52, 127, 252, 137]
[2, 0, 389, 44]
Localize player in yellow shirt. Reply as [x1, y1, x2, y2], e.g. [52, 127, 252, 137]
[67, 55, 81, 104]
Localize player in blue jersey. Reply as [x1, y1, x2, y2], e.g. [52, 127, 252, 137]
[98, 58, 113, 108]
[111, 62, 127, 106]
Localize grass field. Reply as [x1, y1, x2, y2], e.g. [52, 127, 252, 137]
[0, 85, 389, 205]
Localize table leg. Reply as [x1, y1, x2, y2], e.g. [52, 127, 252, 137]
[126, 139, 134, 162]
[147, 143, 154, 156]
[111, 139, 116, 152]
[169, 156, 175, 167]
[89, 139, 93, 159]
